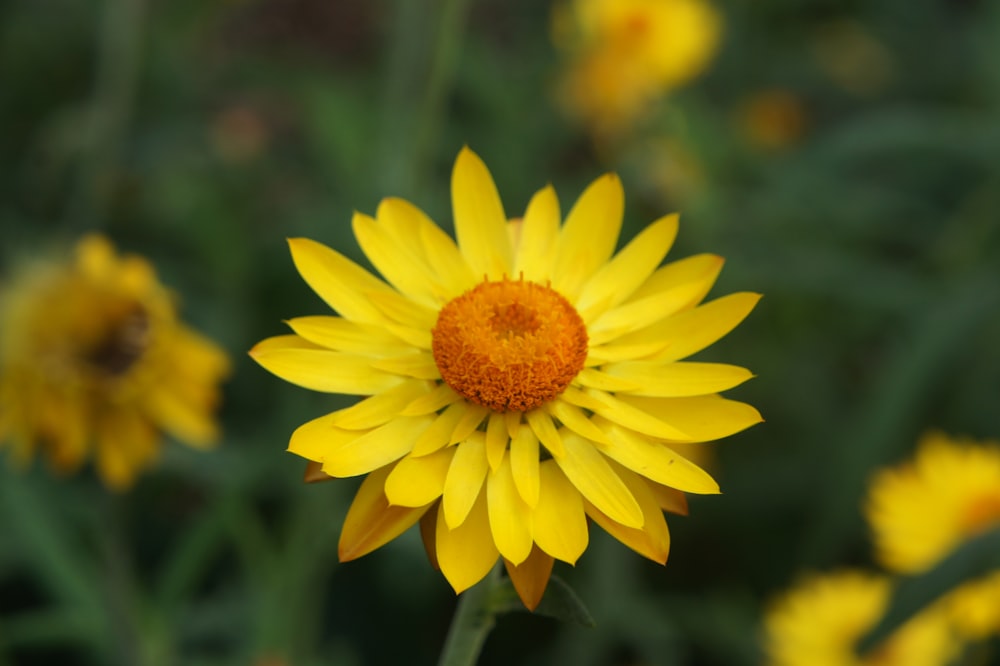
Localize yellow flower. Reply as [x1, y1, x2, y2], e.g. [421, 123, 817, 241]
[867, 431, 1000, 637]
[553, 0, 721, 140]
[250, 147, 761, 609]
[765, 571, 957, 666]
[0, 235, 230, 490]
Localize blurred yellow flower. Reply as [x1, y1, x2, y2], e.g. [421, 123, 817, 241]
[553, 0, 721, 140]
[251, 147, 760, 609]
[867, 431, 1000, 637]
[765, 571, 957, 666]
[0, 235, 230, 490]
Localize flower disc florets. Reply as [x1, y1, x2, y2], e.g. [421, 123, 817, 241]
[431, 277, 588, 412]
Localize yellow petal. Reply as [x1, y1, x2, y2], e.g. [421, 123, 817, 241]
[555, 430, 644, 528]
[602, 361, 754, 397]
[513, 185, 561, 282]
[612, 292, 762, 363]
[649, 483, 689, 516]
[411, 402, 468, 457]
[303, 461, 332, 483]
[287, 237, 395, 324]
[442, 432, 488, 529]
[504, 411, 522, 439]
[385, 447, 456, 507]
[486, 412, 509, 472]
[400, 382, 462, 416]
[419, 507, 439, 570]
[371, 352, 441, 380]
[339, 464, 430, 561]
[451, 147, 513, 279]
[533, 461, 589, 564]
[551, 173, 623, 300]
[144, 384, 218, 448]
[526, 409, 565, 458]
[250, 335, 402, 395]
[365, 290, 438, 331]
[574, 367, 640, 392]
[592, 416, 720, 494]
[285, 316, 413, 356]
[326, 380, 435, 430]
[436, 488, 499, 593]
[96, 409, 158, 491]
[576, 214, 679, 319]
[627, 252, 724, 305]
[351, 211, 441, 307]
[584, 462, 670, 564]
[510, 425, 540, 507]
[504, 546, 555, 611]
[450, 402, 489, 444]
[582, 388, 691, 441]
[487, 456, 533, 565]
[377, 197, 477, 299]
[617, 394, 763, 441]
[546, 398, 610, 445]
[288, 411, 359, 462]
[321, 415, 433, 477]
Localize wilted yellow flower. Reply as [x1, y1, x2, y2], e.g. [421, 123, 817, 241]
[867, 431, 1000, 637]
[765, 571, 957, 666]
[251, 147, 760, 609]
[553, 0, 721, 140]
[0, 235, 230, 490]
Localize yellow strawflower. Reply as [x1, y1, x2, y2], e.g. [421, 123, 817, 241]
[0, 235, 230, 490]
[867, 431, 1000, 638]
[553, 0, 721, 140]
[251, 147, 761, 609]
[764, 571, 957, 666]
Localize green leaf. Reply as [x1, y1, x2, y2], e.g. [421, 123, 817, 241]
[857, 526, 1000, 656]
[490, 574, 596, 628]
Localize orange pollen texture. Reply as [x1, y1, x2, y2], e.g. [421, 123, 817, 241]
[431, 277, 588, 412]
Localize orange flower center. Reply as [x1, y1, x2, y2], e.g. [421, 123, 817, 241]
[431, 278, 588, 412]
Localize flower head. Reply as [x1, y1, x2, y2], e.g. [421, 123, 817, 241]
[250, 147, 760, 608]
[867, 431, 1000, 637]
[0, 235, 230, 489]
[553, 0, 721, 140]
[764, 571, 957, 666]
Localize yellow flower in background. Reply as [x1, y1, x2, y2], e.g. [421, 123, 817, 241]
[251, 147, 760, 609]
[765, 571, 957, 666]
[867, 431, 1000, 638]
[0, 235, 230, 490]
[553, 0, 721, 140]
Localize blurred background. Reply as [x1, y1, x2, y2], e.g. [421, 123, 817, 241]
[2, 0, 1000, 664]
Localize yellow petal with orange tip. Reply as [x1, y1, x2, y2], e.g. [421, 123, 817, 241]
[442, 432, 488, 529]
[303, 461, 333, 483]
[287, 237, 396, 325]
[249, 335, 403, 395]
[556, 430, 644, 529]
[591, 416, 720, 494]
[551, 173, 624, 300]
[384, 446, 456, 507]
[320, 415, 434, 478]
[339, 464, 431, 561]
[436, 488, 500, 593]
[487, 456, 533, 565]
[513, 185, 561, 282]
[576, 213, 679, 320]
[504, 546, 555, 611]
[419, 505, 440, 570]
[533, 461, 589, 564]
[649, 483, 689, 516]
[451, 147, 513, 279]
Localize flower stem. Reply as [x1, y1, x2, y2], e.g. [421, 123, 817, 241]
[437, 564, 502, 666]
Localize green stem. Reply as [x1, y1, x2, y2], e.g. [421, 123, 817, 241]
[437, 564, 502, 666]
